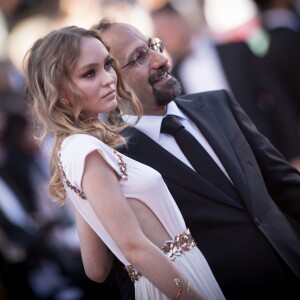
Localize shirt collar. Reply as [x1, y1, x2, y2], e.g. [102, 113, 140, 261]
[165, 101, 187, 121]
[123, 101, 186, 142]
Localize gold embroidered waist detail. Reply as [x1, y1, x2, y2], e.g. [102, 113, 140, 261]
[125, 229, 196, 282]
[160, 228, 196, 261]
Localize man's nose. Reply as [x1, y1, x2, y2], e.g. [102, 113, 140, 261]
[148, 49, 168, 69]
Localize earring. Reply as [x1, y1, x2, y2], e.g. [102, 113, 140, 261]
[60, 97, 71, 106]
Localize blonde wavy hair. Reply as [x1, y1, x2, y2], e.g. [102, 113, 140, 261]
[24, 26, 142, 206]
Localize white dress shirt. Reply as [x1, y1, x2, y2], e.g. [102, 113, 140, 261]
[124, 102, 232, 182]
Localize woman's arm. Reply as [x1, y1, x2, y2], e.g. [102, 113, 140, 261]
[82, 151, 202, 299]
[76, 210, 113, 283]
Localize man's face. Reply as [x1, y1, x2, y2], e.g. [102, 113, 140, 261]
[101, 23, 182, 115]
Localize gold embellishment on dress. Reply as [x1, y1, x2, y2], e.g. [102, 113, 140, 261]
[125, 230, 196, 282]
[125, 265, 143, 282]
[160, 229, 196, 261]
[57, 144, 87, 200]
[113, 150, 128, 180]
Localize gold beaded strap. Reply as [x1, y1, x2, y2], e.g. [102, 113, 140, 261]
[113, 150, 128, 180]
[125, 229, 196, 282]
[160, 229, 196, 261]
[57, 144, 87, 200]
[57, 144, 128, 200]
[125, 265, 143, 283]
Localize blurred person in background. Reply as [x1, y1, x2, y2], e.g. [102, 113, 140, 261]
[0, 59, 26, 114]
[0, 112, 86, 300]
[252, 0, 300, 127]
[0, 112, 62, 299]
[150, 0, 300, 170]
[0, 0, 59, 31]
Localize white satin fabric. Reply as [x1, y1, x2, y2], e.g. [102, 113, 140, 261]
[60, 134, 225, 299]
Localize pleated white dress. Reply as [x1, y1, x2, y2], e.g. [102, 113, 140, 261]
[60, 134, 225, 300]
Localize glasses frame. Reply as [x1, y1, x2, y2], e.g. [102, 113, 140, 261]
[121, 38, 164, 69]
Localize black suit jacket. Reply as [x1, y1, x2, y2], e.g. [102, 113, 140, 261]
[116, 90, 300, 299]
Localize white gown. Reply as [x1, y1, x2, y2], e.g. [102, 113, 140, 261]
[60, 134, 226, 300]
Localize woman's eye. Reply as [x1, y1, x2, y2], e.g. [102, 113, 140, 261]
[83, 70, 96, 78]
[104, 59, 113, 71]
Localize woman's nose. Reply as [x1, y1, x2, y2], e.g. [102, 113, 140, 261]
[102, 72, 114, 86]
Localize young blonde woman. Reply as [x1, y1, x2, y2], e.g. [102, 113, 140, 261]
[24, 26, 225, 300]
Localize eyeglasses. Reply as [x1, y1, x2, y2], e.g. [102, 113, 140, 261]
[121, 38, 164, 69]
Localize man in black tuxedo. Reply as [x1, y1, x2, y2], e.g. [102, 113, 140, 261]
[94, 19, 300, 299]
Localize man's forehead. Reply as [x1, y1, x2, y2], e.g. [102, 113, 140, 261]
[102, 23, 148, 59]
[112, 23, 146, 39]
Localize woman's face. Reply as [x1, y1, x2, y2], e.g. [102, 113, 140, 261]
[71, 36, 118, 118]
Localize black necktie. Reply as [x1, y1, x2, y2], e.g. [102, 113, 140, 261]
[161, 115, 238, 197]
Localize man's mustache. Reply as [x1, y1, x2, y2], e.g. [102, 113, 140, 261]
[149, 65, 171, 86]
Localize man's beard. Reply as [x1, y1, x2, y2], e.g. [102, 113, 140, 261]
[153, 77, 182, 106]
[149, 67, 182, 106]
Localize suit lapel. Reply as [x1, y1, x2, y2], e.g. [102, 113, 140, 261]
[176, 96, 253, 212]
[120, 127, 243, 209]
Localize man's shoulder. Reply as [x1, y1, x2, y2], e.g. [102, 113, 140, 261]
[175, 89, 231, 104]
